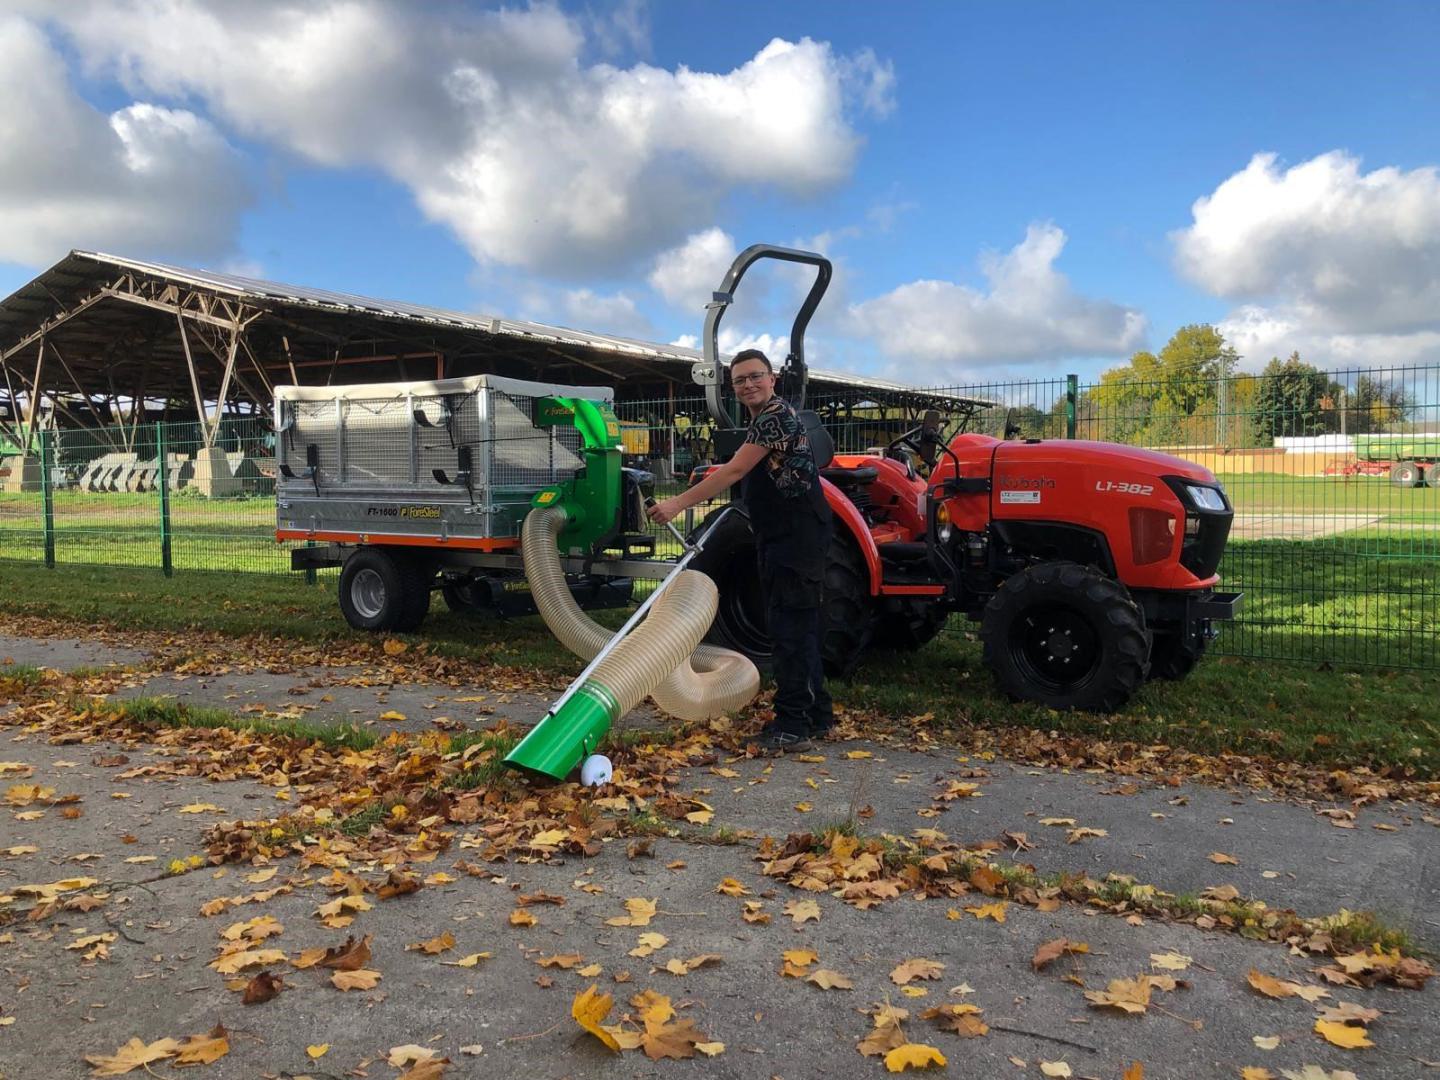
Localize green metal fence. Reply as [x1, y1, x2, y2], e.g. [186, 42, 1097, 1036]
[2, 363, 1437, 670]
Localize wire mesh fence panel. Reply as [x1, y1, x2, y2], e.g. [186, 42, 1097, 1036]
[163, 417, 283, 574]
[3, 362, 1437, 670]
[1074, 363, 1440, 667]
[0, 435, 45, 564]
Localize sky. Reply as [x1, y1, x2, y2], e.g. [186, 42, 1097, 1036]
[1, 0, 1438, 387]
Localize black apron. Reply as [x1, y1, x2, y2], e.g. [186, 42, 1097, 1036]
[742, 422, 832, 609]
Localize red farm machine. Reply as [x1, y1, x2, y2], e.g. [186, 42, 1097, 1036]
[685, 246, 1242, 712]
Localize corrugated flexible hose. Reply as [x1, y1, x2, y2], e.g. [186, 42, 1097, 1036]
[522, 506, 760, 721]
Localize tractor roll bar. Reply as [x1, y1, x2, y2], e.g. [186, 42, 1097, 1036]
[696, 244, 832, 427]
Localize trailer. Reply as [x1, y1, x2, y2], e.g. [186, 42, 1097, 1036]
[275, 373, 664, 630]
[1353, 434, 1440, 488]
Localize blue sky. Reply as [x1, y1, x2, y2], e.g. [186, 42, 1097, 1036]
[2, 1, 1438, 384]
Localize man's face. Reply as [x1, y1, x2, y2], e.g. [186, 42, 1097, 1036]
[731, 359, 774, 409]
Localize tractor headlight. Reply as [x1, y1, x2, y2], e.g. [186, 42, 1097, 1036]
[1185, 484, 1227, 512]
[935, 502, 952, 544]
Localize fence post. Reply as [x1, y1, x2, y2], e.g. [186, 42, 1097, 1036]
[156, 422, 173, 578]
[40, 429, 55, 569]
[1065, 374, 1078, 439]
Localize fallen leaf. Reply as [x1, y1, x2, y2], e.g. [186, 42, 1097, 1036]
[1313, 1019, 1372, 1049]
[509, 909, 537, 927]
[379, 710, 407, 722]
[173, 1025, 229, 1066]
[244, 867, 278, 884]
[330, 968, 382, 991]
[382, 638, 408, 655]
[1241, 1069, 1274, 1080]
[1252, 1035, 1281, 1050]
[964, 901, 1006, 923]
[858, 1005, 909, 1057]
[1039, 1061, 1073, 1078]
[241, 970, 284, 1004]
[663, 954, 723, 976]
[388, 1044, 437, 1067]
[1209, 852, 1239, 865]
[784, 899, 821, 924]
[317, 935, 372, 971]
[85, 1037, 182, 1076]
[306, 1044, 330, 1059]
[1316, 1002, 1380, 1025]
[571, 984, 621, 1052]
[536, 953, 585, 969]
[921, 1003, 987, 1038]
[210, 948, 286, 975]
[715, 877, 751, 897]
[1032, 939, 1089, 970]
[1122, 1064, 1144, 1080]
[443, 953, 492, 968]
[178, 802, 226, 814]
[604, 897, 658, 927]
[1066, 827, 1108, 843]
[891, 958, 945, 985]
[1150, 952, 1192, 971]
[883, 1043, 946, 1072]
[408, 930, 456, 955]
[806, 969, 854, 990]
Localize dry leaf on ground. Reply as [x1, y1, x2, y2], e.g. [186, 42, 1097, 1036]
[891, 958, 945, 985]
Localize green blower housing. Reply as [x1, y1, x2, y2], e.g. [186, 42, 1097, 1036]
[528, 395, 625, 557]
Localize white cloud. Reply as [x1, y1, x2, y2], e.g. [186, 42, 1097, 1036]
[35, 3, 889, 275]
[1174, 150, 1440, 366]
[844, 223, 1146, 376]
[553, 287, 652, 339]
[648, 227, 737, 309]
[0, 15, 250, 266]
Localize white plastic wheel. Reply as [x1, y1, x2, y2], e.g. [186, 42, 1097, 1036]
[580, 753, 614, 787]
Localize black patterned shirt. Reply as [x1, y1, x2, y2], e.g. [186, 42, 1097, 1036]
[743, 395, 818, 499]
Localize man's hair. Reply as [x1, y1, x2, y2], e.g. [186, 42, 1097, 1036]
[730, 348, 773, 373]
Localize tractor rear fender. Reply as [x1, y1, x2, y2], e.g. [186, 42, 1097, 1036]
[821, 476, 883, 596]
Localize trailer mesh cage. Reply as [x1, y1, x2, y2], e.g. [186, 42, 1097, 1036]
[273, 374, 608, 542]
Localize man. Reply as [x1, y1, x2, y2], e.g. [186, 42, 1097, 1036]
[648, 348, 834, 750]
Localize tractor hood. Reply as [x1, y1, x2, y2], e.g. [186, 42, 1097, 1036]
[993, 439, 1218, 485]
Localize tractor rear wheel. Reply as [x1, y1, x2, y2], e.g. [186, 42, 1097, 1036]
[872, 600, 950, 652]
[980, 561, 1149, 712]
[689, 509, 874, 677]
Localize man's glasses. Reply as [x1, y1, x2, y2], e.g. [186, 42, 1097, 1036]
[731, 372, 770, 386]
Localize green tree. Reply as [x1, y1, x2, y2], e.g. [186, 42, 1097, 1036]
[1154, 324, 1239, 416]
[1344, 375, 1411, 434]
[1250, 352, 1333, 443]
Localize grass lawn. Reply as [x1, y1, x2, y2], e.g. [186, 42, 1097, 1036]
[1216, 471, 1440, 528]
[1, 559, 1436, 778]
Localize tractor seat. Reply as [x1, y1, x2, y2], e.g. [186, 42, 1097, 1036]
[820, 465, 879, 491]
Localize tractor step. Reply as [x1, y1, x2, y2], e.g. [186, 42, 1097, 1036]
[604, 533, 656, 557]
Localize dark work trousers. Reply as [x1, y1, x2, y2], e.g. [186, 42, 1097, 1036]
[759, 545, 834, 736]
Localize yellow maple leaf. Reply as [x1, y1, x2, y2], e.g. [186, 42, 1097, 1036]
[382, 638, 408, 655]
[605, 897, 658, 927]
[173, 1025, 230, 1065]
[783, 899, 821, 924]
[1209, 851, 1239, 865]
[1239, 1068, 1273, 1080]
[330, 968, 381, 991]
[715, 877, 751, 897]
[571, 984, 621, 1052]
[964, 902, 1006, 923]
[306, 1044, 330, 1059]
[845, 750, 873, 759]
[1122, 1063, 1144, 1080]
[509, 909, 537, 928]
[890, 958, 945, 985]
[1314, 1019, 1373, 1049]
[884, 1043, 946, 1072]
[408, 930, 456, 955]
[85, 1037, 183, 1076]
[379, 710, 407, 722]
[178, 803, 225, 814]
[806, 968, 854, 990]
[1039, 1062, 1073, 1078]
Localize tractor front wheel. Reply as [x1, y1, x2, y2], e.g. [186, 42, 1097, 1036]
[872, 600, 950, 653]
[980, 561, 1149, 712]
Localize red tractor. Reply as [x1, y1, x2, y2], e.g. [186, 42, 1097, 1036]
[688, 246, 1241, 712]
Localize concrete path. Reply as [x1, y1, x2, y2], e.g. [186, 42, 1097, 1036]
[2, 633, 1437, 1080]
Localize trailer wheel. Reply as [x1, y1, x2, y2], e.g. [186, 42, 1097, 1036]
[1390, 461, 1421, 488]
[1147, 630, 1208, 680]
[339, 548, 430, 632]
[980, 561, 1149, 712]
[689, 509, 874, 677]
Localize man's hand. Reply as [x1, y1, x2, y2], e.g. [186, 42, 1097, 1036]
[647, 497, 683, 526]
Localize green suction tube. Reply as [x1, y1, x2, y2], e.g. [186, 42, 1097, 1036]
[504, 681, 619, 781]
